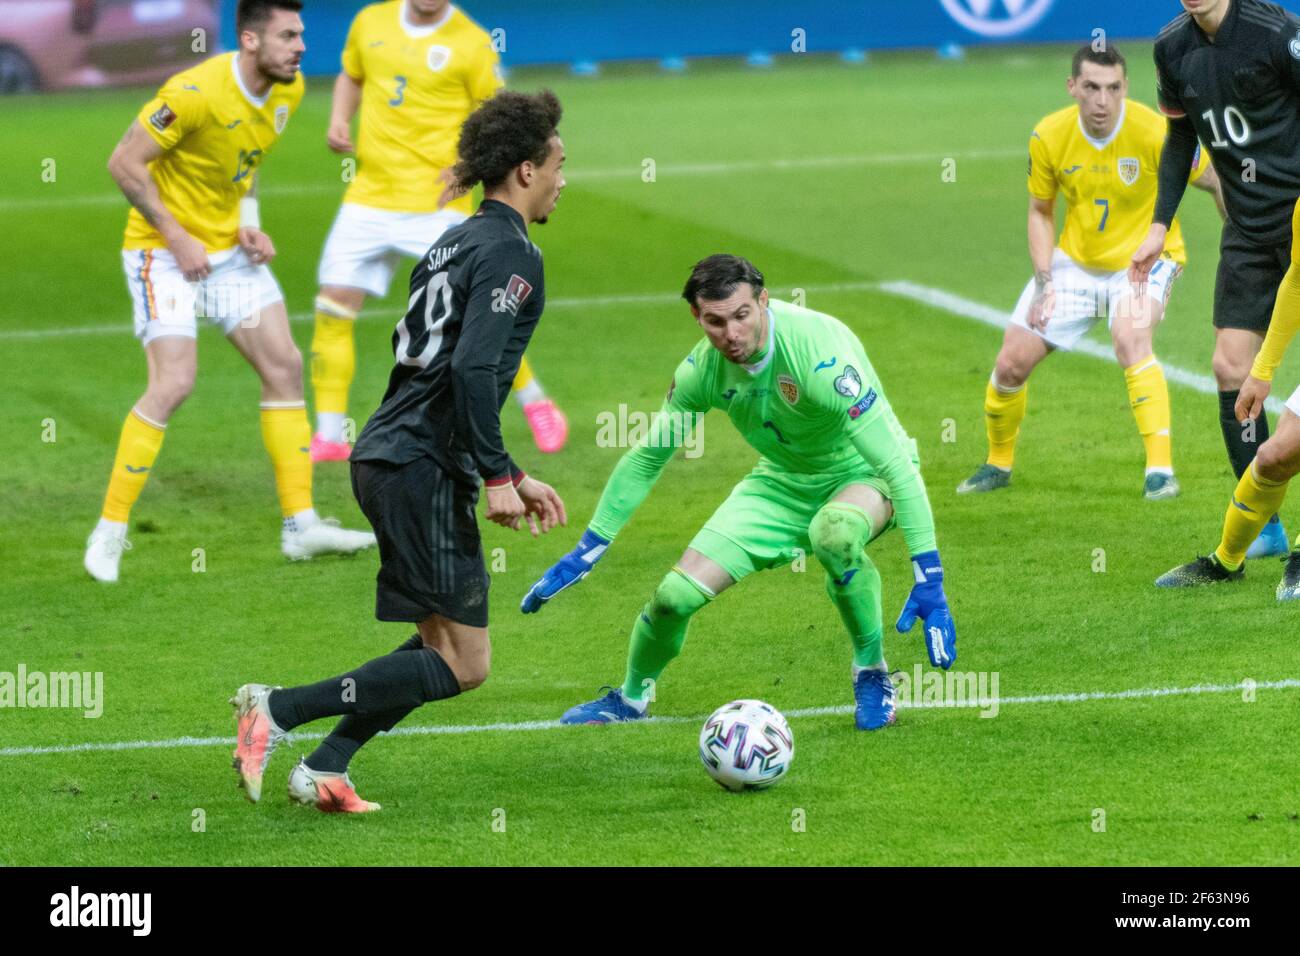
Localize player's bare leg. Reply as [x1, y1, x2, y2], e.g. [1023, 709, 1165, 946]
[812, 483, 898, 729]
[227, 301, 376, 559]
[560, 548, 734, 724]
[85, 335, 197, 582]
[1112, 291, 1178, 500]
[958, 322, 1050, 494]
[310, 284, 367, 461]
[1213, 326, 1287, 556]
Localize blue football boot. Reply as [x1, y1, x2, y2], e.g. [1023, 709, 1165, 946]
[560, 686, 648, 725]
[1247, 515, 1289, 559]
[1143, 472, 1180, 501]
[853, 669, 897, 731]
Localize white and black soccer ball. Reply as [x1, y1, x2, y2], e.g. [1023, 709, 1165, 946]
[698, 699, 794, 792]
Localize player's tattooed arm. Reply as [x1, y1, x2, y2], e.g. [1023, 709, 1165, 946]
[108, 120, 209, 279]
[1026, 196, 1056, 330]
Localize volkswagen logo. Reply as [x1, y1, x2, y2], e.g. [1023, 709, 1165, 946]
[940, 0, 1056, 39]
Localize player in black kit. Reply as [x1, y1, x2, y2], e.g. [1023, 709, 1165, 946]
[1131, 0, 1300, 558]
[228, 90, 569, 812]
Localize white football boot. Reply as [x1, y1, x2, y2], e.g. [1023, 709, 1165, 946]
[84, 526, 132, 583]
[281, 516, 376, 561]
[230, 682, 287, 804]
[288, 758, 381, 813]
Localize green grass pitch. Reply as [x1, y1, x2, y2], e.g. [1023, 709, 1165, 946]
[1, 44, 1297, 866]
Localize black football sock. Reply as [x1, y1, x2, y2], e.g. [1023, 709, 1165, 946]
[1219, 390, 1270, 479]
[306, 706, 416, 773]
[297, 633, 429, 771]
[269, 645, 460, 731]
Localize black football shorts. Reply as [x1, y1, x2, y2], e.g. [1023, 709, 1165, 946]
[351, 456, 490, 628]
[1214, 222, 1292, 333]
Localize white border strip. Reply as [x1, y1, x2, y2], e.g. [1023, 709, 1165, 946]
[2, 678, 1295, 758]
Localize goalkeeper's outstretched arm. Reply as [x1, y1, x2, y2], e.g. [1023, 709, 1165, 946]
[520, 357, 709, 613]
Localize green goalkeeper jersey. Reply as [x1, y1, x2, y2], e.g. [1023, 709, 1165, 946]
[588, 299, 938, 556]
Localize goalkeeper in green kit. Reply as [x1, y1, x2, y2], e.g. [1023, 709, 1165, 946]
[522, 255, 957, 730]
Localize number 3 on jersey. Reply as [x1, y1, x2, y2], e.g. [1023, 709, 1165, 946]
[397, 270, 451, 368]
[389, 75, 407, 107]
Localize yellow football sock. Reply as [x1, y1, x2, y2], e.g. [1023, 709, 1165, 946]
[1125, 356, 1173, 473]
[1215, 463, 1290, 570]
[101, 407, 166, 523]
[512, 355, 546, 405]
[310, 296, 357, 417]
[984, 377, 1027, 470]
[260, 402, 313, 517]
[512, 355, 534, 392]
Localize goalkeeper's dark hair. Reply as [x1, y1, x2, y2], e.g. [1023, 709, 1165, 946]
[1072, 42, 1125, 78]
[450, 90, 563, 192]
[237, 0, 302, 33]
[682, 254, 766, 307]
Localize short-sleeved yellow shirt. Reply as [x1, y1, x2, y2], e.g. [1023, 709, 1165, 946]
[1027, 99, 1209, 272]
[123, 52, 304, 252]
[341, 1, 503, 214]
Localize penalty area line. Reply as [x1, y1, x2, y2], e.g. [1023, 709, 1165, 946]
[878, 279, 1288, 415]
[1, 677, 1295, 759]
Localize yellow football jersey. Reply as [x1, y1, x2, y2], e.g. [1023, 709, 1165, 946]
[341, 1, 503, 214]
[123, 52, 304, 253]
[1027, 99, 1209, 273]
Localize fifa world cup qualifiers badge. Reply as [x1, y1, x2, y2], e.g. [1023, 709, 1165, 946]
[148, 104, 178, 133]
[492, 274, 534, 315]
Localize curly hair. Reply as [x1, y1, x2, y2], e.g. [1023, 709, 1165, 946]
[451, 89, 563, 192]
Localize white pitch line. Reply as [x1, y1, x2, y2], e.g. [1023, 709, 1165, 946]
[1, 678, 1295, 759]
[879, 279, 1289, 415]
[0, 149, 1022, 213]
[0, 282, 886, 342]
[1, 277, 1272, 417]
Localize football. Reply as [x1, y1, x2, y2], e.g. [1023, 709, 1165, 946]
[698, 699, 795, 792]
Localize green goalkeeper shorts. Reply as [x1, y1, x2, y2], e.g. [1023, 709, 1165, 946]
[688, 466, 897, 584]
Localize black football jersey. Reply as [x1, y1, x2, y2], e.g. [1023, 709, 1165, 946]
[351, 200, 545, 486]
[1155, 0, 1300, 242]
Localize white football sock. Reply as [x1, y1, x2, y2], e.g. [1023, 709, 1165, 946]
[283, 509, 320, 534]
[515, 380, 545, 406]
[317, 413, 346, 443]
[851, 660, 889, 677]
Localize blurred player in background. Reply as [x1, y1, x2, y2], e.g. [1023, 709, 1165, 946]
[84, 0, 375, 583]
[1132, 0, 1300, 558]
[958, 44, 1224, 501]
[310, 0, 568, 462]
[230, 90, 567, 811]
[1157, 200, 1300, 595]
[522, 255, 958, 732]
